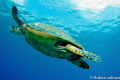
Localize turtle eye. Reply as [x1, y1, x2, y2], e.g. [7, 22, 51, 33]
[12, 26, 15, 28]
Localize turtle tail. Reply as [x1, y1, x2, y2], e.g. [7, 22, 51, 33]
[66, 44, 101, 62]
[67, 54, 89, 69]
[12, 6, 24, 25]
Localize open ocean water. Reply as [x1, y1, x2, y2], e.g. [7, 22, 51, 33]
[0, 0, 120, 80]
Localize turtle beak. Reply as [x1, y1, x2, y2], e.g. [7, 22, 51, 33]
[10, 26, 15, 33]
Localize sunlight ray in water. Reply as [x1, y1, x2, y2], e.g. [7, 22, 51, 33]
[71, 0, 120, 12]
[11, 0, 26, 5]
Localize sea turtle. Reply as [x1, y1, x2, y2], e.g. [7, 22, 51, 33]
[10, 6, 101, 69]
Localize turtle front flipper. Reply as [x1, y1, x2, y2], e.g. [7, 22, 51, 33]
[66, 44, 101, 62]
[12, 6, 24, 25]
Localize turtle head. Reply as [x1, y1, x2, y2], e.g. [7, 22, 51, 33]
[10, 25, 23, 35]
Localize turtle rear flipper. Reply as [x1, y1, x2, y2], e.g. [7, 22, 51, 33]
[67, 57, 89, 69]
[66, 44, 101, 62]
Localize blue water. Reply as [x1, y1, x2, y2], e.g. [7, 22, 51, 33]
[0, 0, 120, 80]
